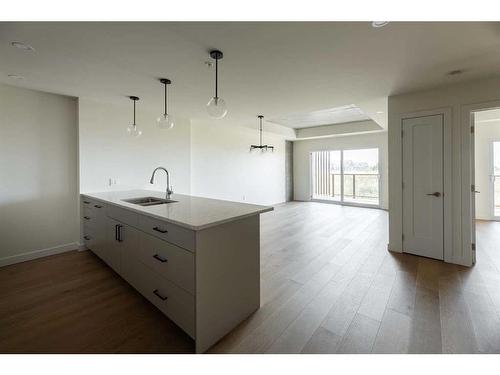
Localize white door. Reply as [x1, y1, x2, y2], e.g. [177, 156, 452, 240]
[402, 114, 444, 260]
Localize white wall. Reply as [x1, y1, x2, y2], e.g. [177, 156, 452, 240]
[0, 84, 79, 265]
[388, 75, 500, 266]
[78, 98, 191, 195]
[293, 131, 389, 209]
[474, 120, 500, 220]
[190, 120, 286, 205]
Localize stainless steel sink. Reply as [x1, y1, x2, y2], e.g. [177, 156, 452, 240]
[122, 196, 177, 206]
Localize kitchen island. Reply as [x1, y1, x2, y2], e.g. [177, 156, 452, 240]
[80, 190, 273, 353]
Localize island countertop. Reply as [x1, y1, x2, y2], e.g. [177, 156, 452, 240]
[81, 190, 274, 231]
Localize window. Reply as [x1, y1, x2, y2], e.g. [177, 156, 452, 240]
[311, 148, 380, 206]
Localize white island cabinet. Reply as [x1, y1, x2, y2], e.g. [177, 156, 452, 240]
[80, 190, 273, 353]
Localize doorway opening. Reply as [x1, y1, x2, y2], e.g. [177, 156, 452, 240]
[473, 108, 500, 266]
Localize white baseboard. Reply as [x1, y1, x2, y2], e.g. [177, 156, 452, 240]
[0, 242, 80, 268]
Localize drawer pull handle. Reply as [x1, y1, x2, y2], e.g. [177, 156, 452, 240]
[153, 254, 168, 263]
[83, 201, 90, 204]
[83, 216, 90, 220]
[153, 289, 168, 301]
[94, 205, 103, 208]
[84, 235, 91, 240]
[153, 226, 168, 234]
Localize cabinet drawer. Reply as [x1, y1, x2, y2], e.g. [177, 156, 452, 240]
[106, 205, 139, 227]
[82, 212, 94, 224]
[125, 260, 195, 337]
[134, 232, 194, 294]
[83, 221, 94, 235]
[81, 197, 94, 208]
[82, 198, 105, 217]
[83, 230, 96, 248]
[138, 215, 195, 252]
[82, 204, 93, 218]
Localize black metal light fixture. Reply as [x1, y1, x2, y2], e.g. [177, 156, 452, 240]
[127, 96, 142, 137]
[157, 78, 174, 129]
[206, 50, 228, 119]
[250, 115, 274, 152]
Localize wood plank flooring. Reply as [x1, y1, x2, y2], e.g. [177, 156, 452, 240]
[2, 202, 500, 353]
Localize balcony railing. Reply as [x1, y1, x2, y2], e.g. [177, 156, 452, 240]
[312, 173, 380, 204]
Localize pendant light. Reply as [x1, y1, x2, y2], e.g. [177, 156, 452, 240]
[206, 50, 228, 119]
[250, 115, 274, 152]
[157, 78, 174, 129]
[127, 96, 142, 137]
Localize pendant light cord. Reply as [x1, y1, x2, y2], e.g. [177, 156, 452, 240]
[215, 58, 218, 99]
[133, 99, 136, 126]
[260, 117, 263, 146]
[164, 82, 168, 116]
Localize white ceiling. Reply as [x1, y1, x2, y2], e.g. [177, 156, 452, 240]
[268, 104, 370, 129]
[1, 22, 500, 131]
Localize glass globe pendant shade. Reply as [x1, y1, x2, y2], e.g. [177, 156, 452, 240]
[206, 97, 227, 119]
[157, 113, 174, 129]
[127, 124, 142, 137]
[128, 96, 142, 137]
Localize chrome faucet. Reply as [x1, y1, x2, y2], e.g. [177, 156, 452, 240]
[150, 167, 173, 199]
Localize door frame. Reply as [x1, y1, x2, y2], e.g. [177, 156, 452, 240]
[462, 100, 500, 266]
[392, 108, 453, 263]
[490, 140, 500, 221]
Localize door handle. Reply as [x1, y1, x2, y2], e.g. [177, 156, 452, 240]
[473, 191, 480, 193]
[426, 192, 441, 197]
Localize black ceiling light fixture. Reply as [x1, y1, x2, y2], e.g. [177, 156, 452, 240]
[157, 78, 174, 130]
[250, 115, 274, 152]
[206, 50, 228, 119]
[127, 96, 142, 137]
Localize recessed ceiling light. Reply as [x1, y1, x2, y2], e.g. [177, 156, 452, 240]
[10, 41, 35, 52]
[7, 73, 24, 80]
[372, 21, 389, 28]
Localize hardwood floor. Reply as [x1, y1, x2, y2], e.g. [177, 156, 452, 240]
[2, 202, 500, 353]
[0, 250, 194, 353]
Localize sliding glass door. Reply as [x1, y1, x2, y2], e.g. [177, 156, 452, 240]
[311, 148, 380, 207]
